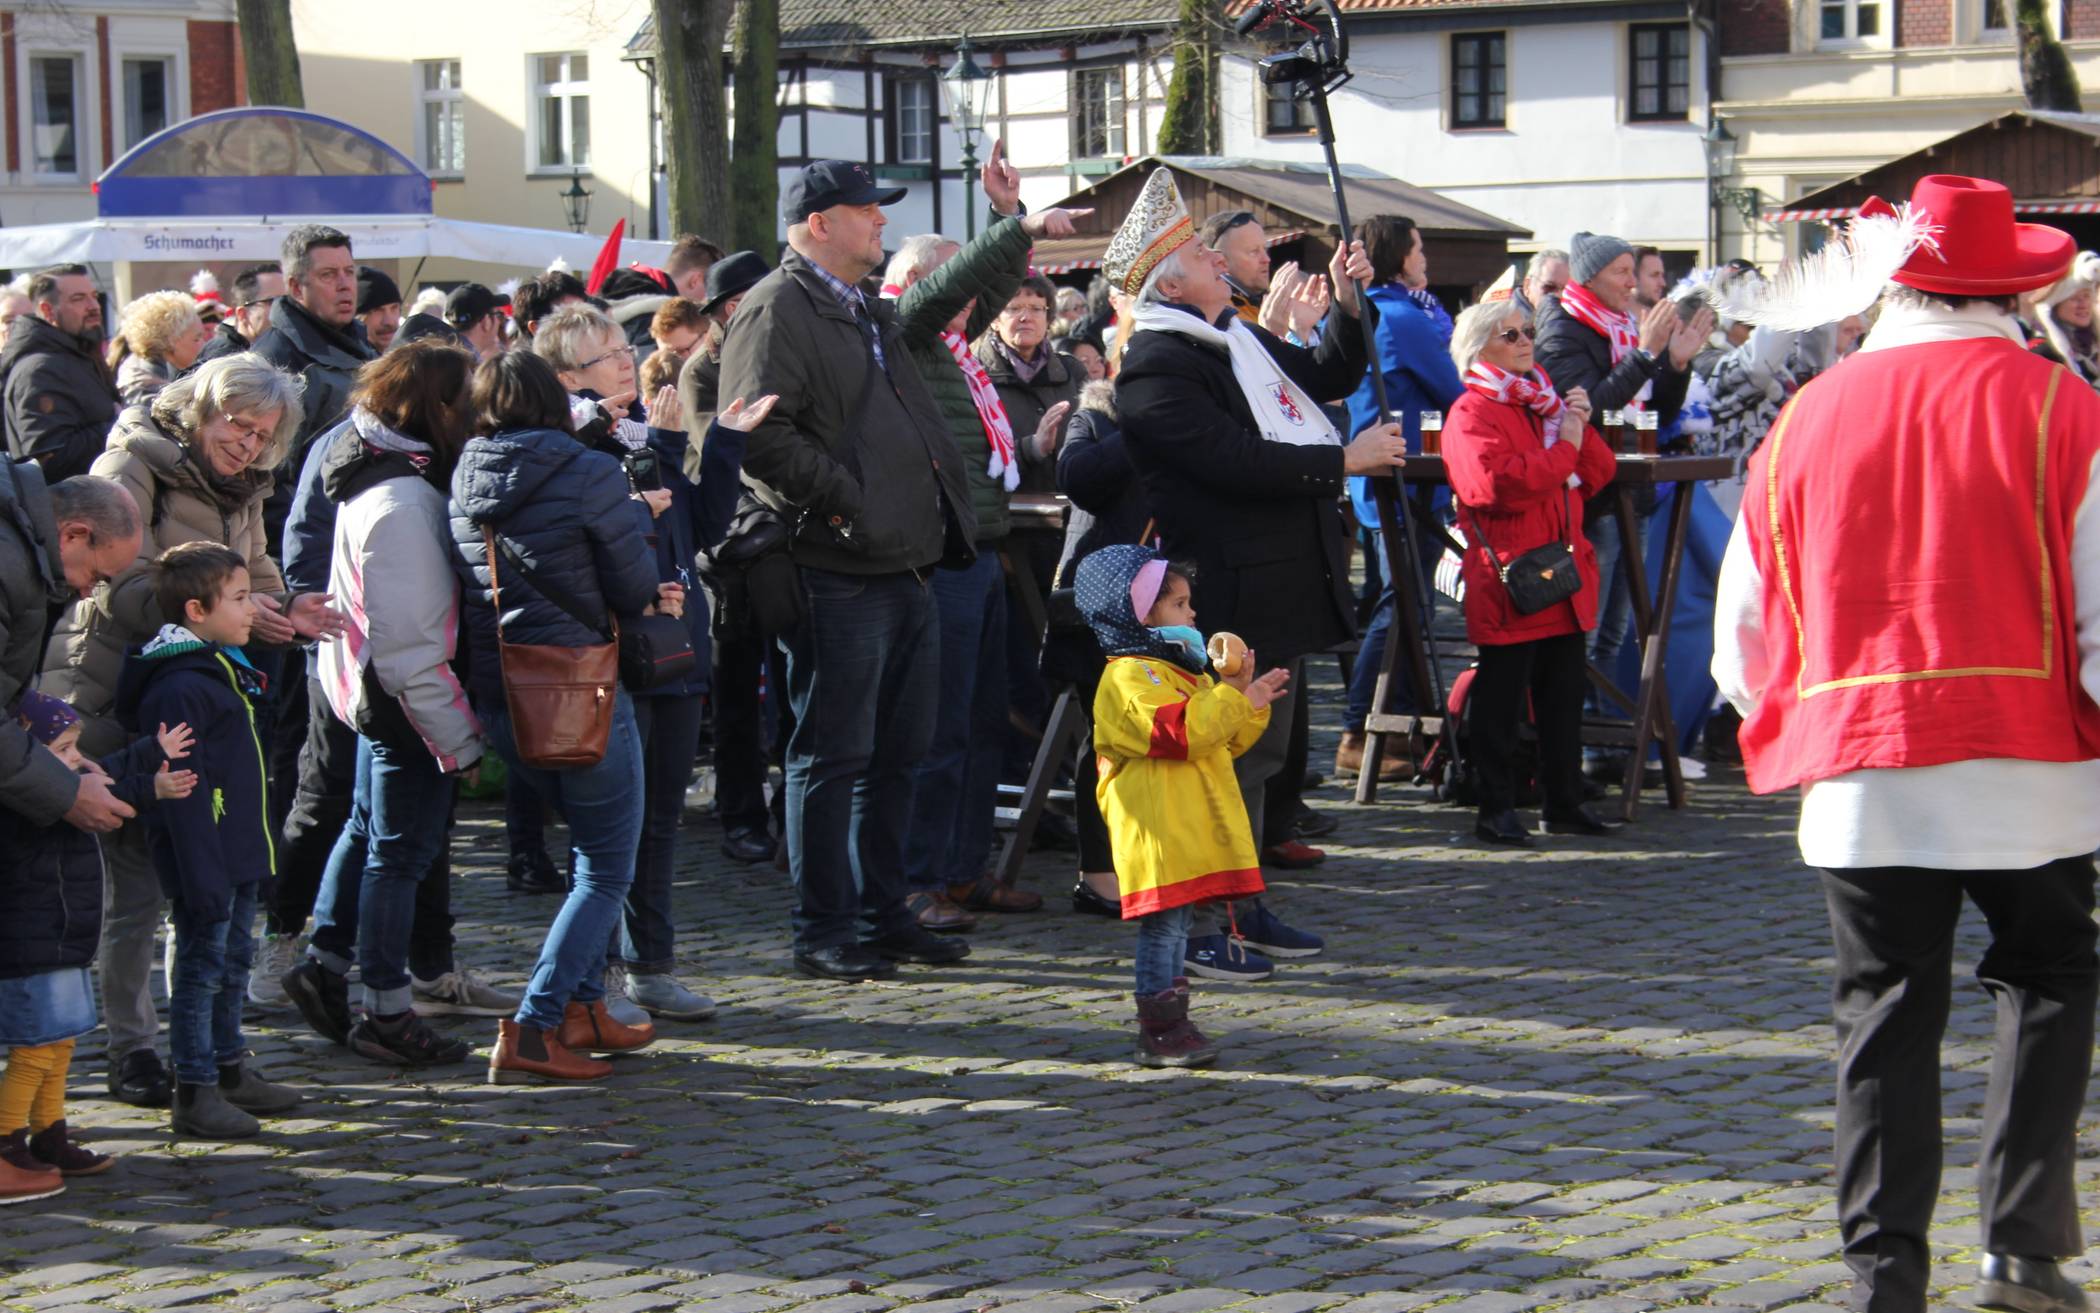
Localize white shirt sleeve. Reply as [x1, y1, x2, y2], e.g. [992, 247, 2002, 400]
[1712, 510, 1767, 716]
[2071, 449, 2100, 709]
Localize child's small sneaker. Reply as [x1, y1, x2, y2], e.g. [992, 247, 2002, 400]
[1234, 899, 1324, 959]
[282, 959, 353, 1045]
[1183, 933, 1273, 982]
[0, 1150, 61, 1205]
[411, 967, 520, 1017]
[1133, 980, 1218, 1068]
[346, 1013, 473, 1069]
[27, 1121, 113, 1176]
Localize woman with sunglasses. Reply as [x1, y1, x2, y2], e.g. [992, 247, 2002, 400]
[1443, 297, 1618, 847]
[38, 352, 345, 1108]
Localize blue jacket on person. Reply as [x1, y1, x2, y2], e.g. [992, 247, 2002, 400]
[1345, 282, 1466, 527]
[116, 627, 274, 925]
[280, 418, 346, 600]
[447, 425, 662, 709]
[572, 393, 748, 701]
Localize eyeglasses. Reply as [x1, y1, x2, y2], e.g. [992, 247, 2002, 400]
[577, 344, 636, 371]
[219, 413, 272, 450]
[235, 296, 280, 312]
[1002, 304, 1049, 319]
[1493, 326, 1538, 344]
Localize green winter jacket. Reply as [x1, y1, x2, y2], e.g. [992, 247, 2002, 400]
[892, 213, 1034, 546]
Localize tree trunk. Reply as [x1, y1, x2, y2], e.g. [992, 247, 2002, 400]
[730, 0, 781, 257]
[2018, 0, 2082, 112]
[654, 0, 734, 241]
[233, 0, 303, 108]
[1155, 0, 1216, 154]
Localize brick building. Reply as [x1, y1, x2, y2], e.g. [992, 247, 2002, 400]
[0, 1, 243, 230]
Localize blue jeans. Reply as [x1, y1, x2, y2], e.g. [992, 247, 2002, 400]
[169, 883, 258, 1085]
[485, 692, 644, 1031]
[1346, 517, 1444, 731]
[904, 549, 1007, 892]
[309, 737, 457, 1015]
[780, 567, 938, 953]
[1135, 904, 1195, 996]
[1585, 511, 1650, 674]
[623, 694, 703, 972]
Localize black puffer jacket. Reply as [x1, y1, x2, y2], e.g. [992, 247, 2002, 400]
[447, 425, 660, 708]
[0, 315, 119, 482]
[252, 296, 376, 554]
[1532, 294, 1690, 521]
[0, 733, 162, 978]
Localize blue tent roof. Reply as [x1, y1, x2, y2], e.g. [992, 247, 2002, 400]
[96, 107, 432, 219]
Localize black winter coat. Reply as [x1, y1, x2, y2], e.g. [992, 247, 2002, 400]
[447, 425, 661, 709]
[117, 637, 274, 924]
[1532, 294, 1690, 520]
[188, 320, 251, 372]
[0, 459, 80, 828]
[252, 296, 376, 556]
[0, 733, 163, 978]
[0, 316, 119, 483]
[1115, 303, 1373, 667]
[1053, 388, 1146, 589]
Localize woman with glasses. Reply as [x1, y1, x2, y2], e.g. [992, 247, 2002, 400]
[39, 352, 344, 1108]
[1443, 298, 1617, 847]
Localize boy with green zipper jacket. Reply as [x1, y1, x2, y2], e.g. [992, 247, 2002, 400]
[115, 541, 303, 1141]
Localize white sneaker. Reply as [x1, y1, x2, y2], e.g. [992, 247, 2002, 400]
[627, 971, 717, 1021]
[249, 933, 302, 1009]
[600, 963, 653, 1028]
[410, 967, 521, 1017]
[684, 767, 716, 811]
[162, 917, 177, 1000]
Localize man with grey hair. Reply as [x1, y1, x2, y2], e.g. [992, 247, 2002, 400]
[253, 226, 374, 551]
[1, 264, 119, 482]
[0, 465, 139, 832]
[1520, 247, 1570, 315]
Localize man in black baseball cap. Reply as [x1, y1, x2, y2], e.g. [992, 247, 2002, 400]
[779, 160, 908, 228]
[444, 282, 504, 360]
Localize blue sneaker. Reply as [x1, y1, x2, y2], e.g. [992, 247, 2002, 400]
[1235, 899, 1324, 959]
[1183, 934, 1273, 982]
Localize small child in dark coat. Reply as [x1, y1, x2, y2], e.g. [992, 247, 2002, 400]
[0, 691, 194, 1199]
[116, 542, 305, 1140]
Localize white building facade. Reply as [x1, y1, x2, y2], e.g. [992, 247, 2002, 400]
[1220, 0, 1715, 267]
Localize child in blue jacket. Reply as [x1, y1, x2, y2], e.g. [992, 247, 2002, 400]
[117, 541, 305, 1141]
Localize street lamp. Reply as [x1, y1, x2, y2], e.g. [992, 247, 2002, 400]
[942, 33, 993, 239]
[1701, 115, 1763, 257]
[561, 167, 594, 234]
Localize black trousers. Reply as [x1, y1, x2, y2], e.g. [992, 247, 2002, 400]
[270, 677, 453, 975]
[712, 627, 788, 836]
[1469, 631, 1586, 816]
[1819, 859, 2098, 1313]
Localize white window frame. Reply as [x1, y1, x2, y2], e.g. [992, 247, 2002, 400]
[416, 58, 465, 179]
[1073, 66, 1127, 159]
[891, 76, 934, 165]
[527, 50, 590, 175]
[21, 48, 91, 182]
[1816, 0, 1892, 49]
[111, 40, 186, 156]
[1971, 0, 2067, 43]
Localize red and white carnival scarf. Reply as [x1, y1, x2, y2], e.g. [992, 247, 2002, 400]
[944, 331, 1020, 492]
[1558, 282, 1649, 414]
[1468, 360, 1580, 485]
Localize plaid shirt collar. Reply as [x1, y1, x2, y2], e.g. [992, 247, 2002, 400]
[809, 261, 868, 315]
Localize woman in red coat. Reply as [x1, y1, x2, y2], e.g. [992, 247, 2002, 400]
[1444, 297, 1620, 845]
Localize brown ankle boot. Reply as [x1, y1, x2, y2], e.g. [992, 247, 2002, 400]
[555, 999, 655, 1055]
[488, 1019, 613, 1084]
[1335, 731, 1410, 782]
[1133, 979, 1218, 1068]
[27, 1121, 113, 1176]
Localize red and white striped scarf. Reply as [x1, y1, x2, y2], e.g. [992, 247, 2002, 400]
[1559, 283, 1641, 361]
[944, 331, 1020, 491]
[1465, 360, 1563, 425]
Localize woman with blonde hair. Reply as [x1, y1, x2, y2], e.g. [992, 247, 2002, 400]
[109, 290, 211, 405]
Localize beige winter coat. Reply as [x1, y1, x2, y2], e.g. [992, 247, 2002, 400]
[40, 406, 284, 750]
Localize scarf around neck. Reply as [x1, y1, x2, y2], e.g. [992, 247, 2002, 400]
[1128, 302, 1340, 448]
[1558, 283, 1648, 411]
[946, 332, 1020, 491]
[1466, 361, 1581, 487]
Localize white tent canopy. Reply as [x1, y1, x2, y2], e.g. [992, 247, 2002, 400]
[0, 215, 673, 273]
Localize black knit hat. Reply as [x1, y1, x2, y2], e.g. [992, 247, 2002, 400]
[356, 266, 401, 316]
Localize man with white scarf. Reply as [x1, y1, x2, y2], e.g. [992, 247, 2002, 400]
[1713, 174, 2100, 1313]
[1110, 169, 1405, 973]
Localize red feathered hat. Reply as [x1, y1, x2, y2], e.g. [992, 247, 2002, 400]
[1873, 175, 2073, 297]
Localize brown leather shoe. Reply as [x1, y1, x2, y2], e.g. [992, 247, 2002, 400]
[1335, 731, 1409, 782]
[556, 999, 656, 1055]
[488, 1019, 613, 1084]
[948, 878, 1045, 913]
[907, 890, 978, 932]
[0, 1153, 61, 1205]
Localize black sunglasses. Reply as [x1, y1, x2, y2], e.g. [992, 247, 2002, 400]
[1493, 326, 1538, 344]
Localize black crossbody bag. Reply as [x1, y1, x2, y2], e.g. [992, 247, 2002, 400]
[1461, 488, 1580, 616]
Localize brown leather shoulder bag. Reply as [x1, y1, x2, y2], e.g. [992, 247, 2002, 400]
[481, 525, 618, 769]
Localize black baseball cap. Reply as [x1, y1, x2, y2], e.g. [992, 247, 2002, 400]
[700, 251, 771, 315]
[780, 160, 907, 226]
[445, 282, 502, 328]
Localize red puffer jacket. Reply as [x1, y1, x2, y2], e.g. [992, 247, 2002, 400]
[1444, 389, 1617, 646]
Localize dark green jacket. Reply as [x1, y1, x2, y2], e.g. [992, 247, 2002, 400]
[892, 214, 1033, 545]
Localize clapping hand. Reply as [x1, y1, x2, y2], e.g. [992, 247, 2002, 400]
[1562, 385, 1593, 434]
[1034, 400, 1073, 458]
[154, 761, 198, 801]
[1329, 241, 1374, 317]
[718, 394, 779, 433]
[1243, 663, 1292, 711]
[645, 384, 683, 432]
[1259, 262, 1307, 337]
[1669, 306, 1717, 370]
[285, 591, 348, 641]
[1638, 300, 1677, 355]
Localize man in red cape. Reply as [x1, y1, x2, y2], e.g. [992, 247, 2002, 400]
[1716, 175, 2100, 1313]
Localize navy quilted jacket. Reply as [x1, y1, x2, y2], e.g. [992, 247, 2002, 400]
[447, 426, 659, 707]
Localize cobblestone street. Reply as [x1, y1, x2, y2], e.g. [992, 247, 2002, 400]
[3, 691, 2096, 1313]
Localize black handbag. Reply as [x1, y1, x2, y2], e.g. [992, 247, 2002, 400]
[1462, 490, 1581, 617]
[492, 534, 696, 692]
[696, 493, 804, 642]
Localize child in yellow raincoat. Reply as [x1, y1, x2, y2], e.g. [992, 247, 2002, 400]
[1074, 545, 1291, 1067]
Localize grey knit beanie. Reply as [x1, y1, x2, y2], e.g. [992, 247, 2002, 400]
[1570, 231, 1636, 287]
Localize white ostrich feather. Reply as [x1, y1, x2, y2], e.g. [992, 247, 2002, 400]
[495, 278, 521, 299]
[188, 268, 220, 297]
[545, 256, 573, 275]
[1710, 203, 1941, 331]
